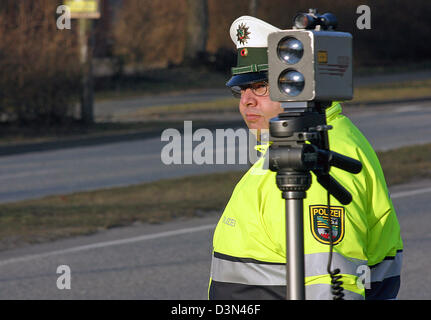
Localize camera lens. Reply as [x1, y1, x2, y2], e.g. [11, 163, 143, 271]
[278, 70, 305, 96]
[277, 37, 304, 64]
[294, 13, 316, 29]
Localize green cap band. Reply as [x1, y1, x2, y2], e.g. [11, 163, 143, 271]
[232, 64, 268, 75]
[232, 47, 268, 75]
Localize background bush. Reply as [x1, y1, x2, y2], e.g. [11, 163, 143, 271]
[112, 0, 431, 70]
[0, 1, 81, 125]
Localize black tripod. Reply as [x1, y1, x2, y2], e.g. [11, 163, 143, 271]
[268, 101, 362, 300]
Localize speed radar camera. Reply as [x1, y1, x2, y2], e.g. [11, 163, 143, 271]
[268, 9, 353, 102]
[266, 10, 361, 301]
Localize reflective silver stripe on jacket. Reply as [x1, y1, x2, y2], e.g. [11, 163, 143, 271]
[370, 251, 402, 282]
[211, 251, 367, 285]
[211, 254, 285, 286]
[210, 252, 366, 300]
[305, 252, 367, 277]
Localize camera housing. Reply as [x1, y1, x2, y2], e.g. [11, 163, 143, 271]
[268, 29, 353, 102]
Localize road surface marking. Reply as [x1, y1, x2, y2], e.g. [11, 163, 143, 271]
[0, 186, 430, 267]
[0, 169, 60, 180]
[0, 224, 215, 267]
[394, 105, 423, 113]
[391, 186, 431, 199]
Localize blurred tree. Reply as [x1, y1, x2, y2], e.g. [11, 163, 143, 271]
[183, 0, 208, 65]
[249, 0, 259, 17]
[109, 0, 431, 74]
[113, 0, 186, 69]
[0, 0, 80, 125]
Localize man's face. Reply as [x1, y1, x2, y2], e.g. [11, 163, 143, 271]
[238, 81, 283, 130]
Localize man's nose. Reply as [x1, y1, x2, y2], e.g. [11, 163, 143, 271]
[240, 88, 257, 107]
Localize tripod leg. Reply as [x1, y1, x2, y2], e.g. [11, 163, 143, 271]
[285, 194, 306, 300]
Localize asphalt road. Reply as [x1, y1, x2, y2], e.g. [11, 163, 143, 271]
[0, 179, 429, 299]
[342, 101, 431, 151]
[1, 101, 431, 203]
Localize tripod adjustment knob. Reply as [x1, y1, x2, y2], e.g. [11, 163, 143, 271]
[275, 171, 312, 195]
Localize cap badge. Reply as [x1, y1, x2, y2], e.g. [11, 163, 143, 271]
[236, 23, 250, 45]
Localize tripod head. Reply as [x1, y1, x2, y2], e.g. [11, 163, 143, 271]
[268, 101, 362, 205]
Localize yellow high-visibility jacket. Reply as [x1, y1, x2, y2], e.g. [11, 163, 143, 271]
[209, 102, 403, 300]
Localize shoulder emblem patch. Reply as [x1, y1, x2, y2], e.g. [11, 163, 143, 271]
[309, 205, 345, 245]
[236, 23, 250, 45]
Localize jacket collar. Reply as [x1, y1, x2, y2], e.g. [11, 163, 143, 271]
[326, 101, 342, 123]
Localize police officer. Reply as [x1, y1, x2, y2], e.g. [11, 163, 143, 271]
[208, 16, 403, 300]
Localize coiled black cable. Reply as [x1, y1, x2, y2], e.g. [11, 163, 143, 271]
[329, 268, 344, 300]
[326, 182, 345, 300]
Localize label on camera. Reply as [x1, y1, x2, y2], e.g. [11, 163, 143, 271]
[317, 50, 328, 64]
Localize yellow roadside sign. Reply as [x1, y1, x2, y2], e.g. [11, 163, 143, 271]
[64, 0, 101, 19]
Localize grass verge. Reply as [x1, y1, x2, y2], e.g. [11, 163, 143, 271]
[94, 67, 229, 101]
[0, 143, 430, 251]
[351, 79, 431, 104]
[0, 119, 237, 147]
[0, 171, 243, 251]
[0, 121, 162, 145]
[378, 143, 431, 185]
[115, 98, 239, 121]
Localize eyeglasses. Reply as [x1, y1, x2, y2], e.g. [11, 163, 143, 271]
[230, 81, 269, 99]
